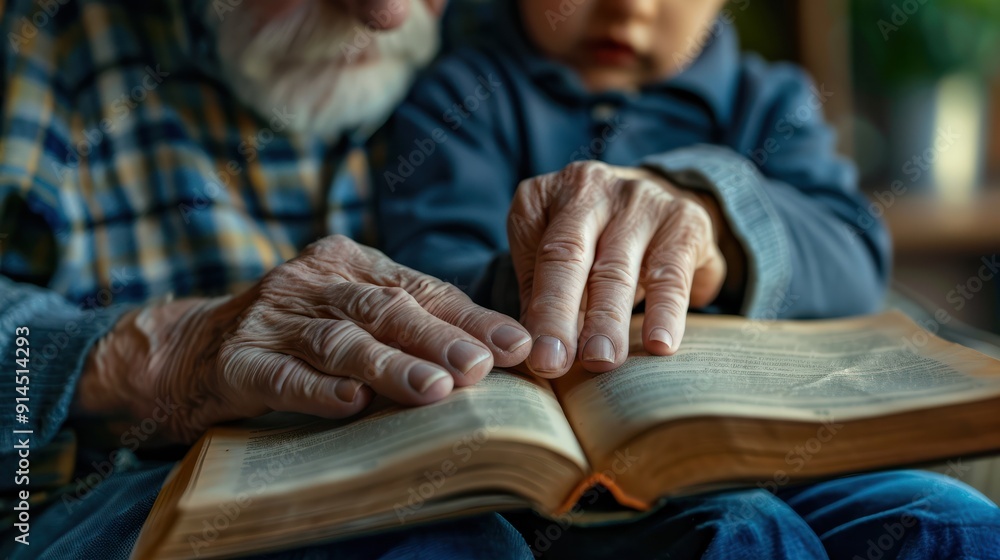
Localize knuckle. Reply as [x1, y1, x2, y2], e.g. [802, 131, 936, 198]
[538, 238, 589, 265]
[560, 161, 610, 195]
[326, 233, 356, 252]
[311, 320, 361, 368]
[564, 159, 606, 177]
[649, 295, 689, 320]
[528, 292, 579, 318]
[358, 344, 395, 383]
[513, 177, 537, 199]
[589, 257, 637, 289]
[305, 233, 353, 257]
[507, 211, 535, 243]
[584, 304, 627, 326]
[267, 357, 302, 397]
[619, 177, 657, 201]
[358, 285, 414, 326]
[644, 258, 694, 289]
[562, 160, 592, 176]
[512, 177, 547, 211]
[404, 274, 447, 301]
[259, 265, 303, 295]
[377, 285, 415, 314]
[674, 198, 713, 231]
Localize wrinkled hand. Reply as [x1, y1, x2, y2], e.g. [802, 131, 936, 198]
[76, 235, 532, 443]
[508, 161, 727, 378]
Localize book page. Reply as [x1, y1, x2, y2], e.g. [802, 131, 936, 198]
[186, 371, 587, 505]
[556, 312, 1000, 460]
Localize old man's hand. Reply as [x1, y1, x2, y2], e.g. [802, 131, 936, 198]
[508, 161, 728, 378]
[75, 235, 532, 443]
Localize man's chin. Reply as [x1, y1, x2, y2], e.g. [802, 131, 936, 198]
[223, 57, 416, 140]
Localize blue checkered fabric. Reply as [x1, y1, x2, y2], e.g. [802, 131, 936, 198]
[0, 0, 373, 307]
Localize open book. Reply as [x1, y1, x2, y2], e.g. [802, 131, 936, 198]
[131, 312, 1000, 559]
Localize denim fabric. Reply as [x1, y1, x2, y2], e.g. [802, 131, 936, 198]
[778, 470, 1000, 560]
[503, 470, 1000, 560]
[7, 468, 998, 559]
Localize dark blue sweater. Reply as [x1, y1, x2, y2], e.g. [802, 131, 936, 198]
[375, 8, 890, 320]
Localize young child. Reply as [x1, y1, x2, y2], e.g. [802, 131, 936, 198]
[371, 2, 1000, 559]
[374, 0, 889, 331]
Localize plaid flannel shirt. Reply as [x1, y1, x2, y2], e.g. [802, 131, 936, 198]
[0, 0, 436, 532]
[0, 0, 373, 307]
[0, 1, 494, 520]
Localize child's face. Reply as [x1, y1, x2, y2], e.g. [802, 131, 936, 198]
[519, 0, 727, 92]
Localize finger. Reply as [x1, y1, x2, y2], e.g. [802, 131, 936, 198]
[578, 183, 658, 372]
[296, 317, 464, 405]
[229, 349, 374, 419]
[641, 199, 724, 355]
[328, 282, 498, 386]
[377, 264, 533, 367]
[301, 236, 532, 368]
[520, 188, 612, 378]
[507, 176, 552, 319]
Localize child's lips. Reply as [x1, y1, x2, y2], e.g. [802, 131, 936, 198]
[583, 38, 639, 66]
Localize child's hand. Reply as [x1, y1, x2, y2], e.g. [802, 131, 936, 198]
[508, 161, 731, 378]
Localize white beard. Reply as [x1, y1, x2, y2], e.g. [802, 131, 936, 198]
[213, 0, 440, 139]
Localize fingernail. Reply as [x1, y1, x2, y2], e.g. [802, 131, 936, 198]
[334, 378, 362, 402]
[649, 328, 673, 350]
[409, 363, 452, 394]
[582, 335, 616, 363]
[447, 341, 492, 374]
[490, 325, 532, 353]
[528, 336, 567, 373]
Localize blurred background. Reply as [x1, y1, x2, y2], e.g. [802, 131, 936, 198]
[735, 0, 1000, 335]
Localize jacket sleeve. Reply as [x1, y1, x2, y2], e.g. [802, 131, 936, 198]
[642, 60, 891, 319]
[0, 275, 133, 492]
[373, 52, 519, 297]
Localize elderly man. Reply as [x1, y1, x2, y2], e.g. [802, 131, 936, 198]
[2, 0, 999, 559]
[0, 1, 537, 557]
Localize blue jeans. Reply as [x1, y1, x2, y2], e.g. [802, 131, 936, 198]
[502, 470, 1000, 559]
[12, 469, 1000, 559]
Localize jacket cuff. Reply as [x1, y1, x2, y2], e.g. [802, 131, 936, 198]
[0, 281, 135, 450]
[642, 145, 793, 319]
